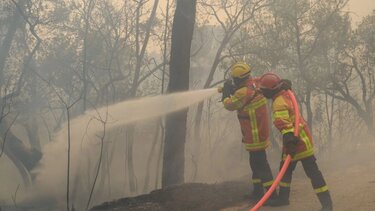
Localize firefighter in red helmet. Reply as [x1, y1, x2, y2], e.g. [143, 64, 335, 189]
[258, 72, 333, 211]
[220, 62, 277, 202]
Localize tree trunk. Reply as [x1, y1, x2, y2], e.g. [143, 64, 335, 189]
[0, 0, 25, 82]
[25, 117, 41, 151]
[126, 124, 137, 192]
[1, 129, 42, 186]
[325, 93, 335, 154]
[162, 0, 197, 188]
[81, 0, 96, 113]
[130, 0, 160, 97]
[143, 122, 161, 192]
[305, 87, 313, 130]
[361, 111, 375, 137]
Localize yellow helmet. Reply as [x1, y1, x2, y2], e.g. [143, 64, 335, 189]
[230, 62, 251, 79]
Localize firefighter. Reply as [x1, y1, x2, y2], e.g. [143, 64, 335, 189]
[221, 62, 276, 201]
[258, 72, 333, 211]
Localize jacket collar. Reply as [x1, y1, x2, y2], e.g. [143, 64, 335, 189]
[272, 89, 286, 100]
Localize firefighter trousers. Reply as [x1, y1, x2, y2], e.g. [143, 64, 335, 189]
[249, 150, 274, 193]
[278, 155, 332, 208]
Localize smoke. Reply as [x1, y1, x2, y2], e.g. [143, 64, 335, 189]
[23, 88, 217, 209]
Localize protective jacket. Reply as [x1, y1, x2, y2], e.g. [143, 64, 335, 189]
[272, 90, 314, 160]
[223, 78, 270, 151]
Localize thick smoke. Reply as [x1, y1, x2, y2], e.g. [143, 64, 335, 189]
[24, 88, 217, 209]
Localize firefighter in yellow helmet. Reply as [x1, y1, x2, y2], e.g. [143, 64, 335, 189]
[259, 72, 333, 211]
[221, 62, 277, 201]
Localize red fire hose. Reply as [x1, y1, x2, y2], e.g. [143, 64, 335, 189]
[250, 90, 300, 211]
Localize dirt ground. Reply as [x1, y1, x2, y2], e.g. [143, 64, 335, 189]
[91, 142, 375, 211]
[224, 157, 375, 211]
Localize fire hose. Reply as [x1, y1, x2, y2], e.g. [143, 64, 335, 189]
[250, 90, 300, 211]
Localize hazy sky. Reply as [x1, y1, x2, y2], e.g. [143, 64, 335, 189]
[347, 0, 375, 24]
[156, 0, 375, 25]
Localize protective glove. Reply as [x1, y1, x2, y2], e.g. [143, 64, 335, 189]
[221, 79, 235, 101]
[282, 132, 299, 157]
[280, 79, 292, 90]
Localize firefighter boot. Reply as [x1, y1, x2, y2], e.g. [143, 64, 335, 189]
[317, 191, 333, 211]
[250, 183, 264, 201]
[268, 187, 290, 207]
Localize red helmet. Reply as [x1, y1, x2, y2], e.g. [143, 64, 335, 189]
[259, 72, 281, 90]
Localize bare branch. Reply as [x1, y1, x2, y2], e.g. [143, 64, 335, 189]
[0, 113, 19, 157]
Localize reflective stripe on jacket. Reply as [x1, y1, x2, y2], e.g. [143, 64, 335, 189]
[272, 90, 314, 160]
[223, 78, 270, 151]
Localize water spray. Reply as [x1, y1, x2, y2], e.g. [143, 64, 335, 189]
[23, 88, 218, 210]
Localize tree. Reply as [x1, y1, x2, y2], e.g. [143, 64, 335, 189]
[0, 0, 48, 187]
[162, 0, 197, 187]
[324, 11, 375, 136]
